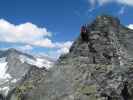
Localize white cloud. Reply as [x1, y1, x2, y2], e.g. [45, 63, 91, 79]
[88, 0, 111, 7]
[117, 0, 133, 6]
[43, 41, 73, 59]
[55, 41, 72, 49]
[36, 41, 73, 59]
[128, 24, 133, 29]
[0, 45, 33, 53]
[0, 19, 73, 58]
[0, 19, 53, 48]
[31, 39, 55, 48]
[31, 40, 73, 56]
[88, 0, 133, 6]
[16, 45, 33, 52]
[97, 0, 112, 6]
[56, 41, 73, 54]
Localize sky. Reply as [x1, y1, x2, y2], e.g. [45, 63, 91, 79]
[0, 0, 133, 59]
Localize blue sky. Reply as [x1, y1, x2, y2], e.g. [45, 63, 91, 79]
[0, 0, 133, 59]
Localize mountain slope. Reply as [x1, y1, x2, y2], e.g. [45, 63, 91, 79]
[0, 49, 54, 99]
[10, 15, 133, 100]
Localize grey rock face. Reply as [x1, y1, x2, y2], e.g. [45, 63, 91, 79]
[0, 49, 35, 99]
[9, 66, 47, 100]
[0, 49, 50, 100]
[9, 15, 133, 100]
[70, 15, 120, 65]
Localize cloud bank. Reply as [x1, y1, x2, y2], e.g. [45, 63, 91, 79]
[0, 19, 54, 48]
[0, 19, 73, 56]
[128, 24, 133, 29]
[88, 0, 133, 6]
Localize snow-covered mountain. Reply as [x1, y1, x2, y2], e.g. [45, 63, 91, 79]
[0, 48, 54, 97]
[19, 54, 54, 69]
[0, 48, 54, 69]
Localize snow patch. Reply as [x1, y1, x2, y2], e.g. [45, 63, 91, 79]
[19, 55, 34, 64]
[0, 62, 11, 80]
[11, 79, 17, 83]
[35, 58, 53, 69]
[19, 55, 53, 69]
[0, 86, 10, 96]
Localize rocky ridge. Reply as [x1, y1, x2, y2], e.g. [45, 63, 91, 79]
[9, 15, 133, 100]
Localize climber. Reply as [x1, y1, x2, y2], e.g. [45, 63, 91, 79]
[121, 81, 130, 100]
[81, 25, 88, 41]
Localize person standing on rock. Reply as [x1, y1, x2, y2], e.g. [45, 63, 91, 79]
[81, 25, 88, 41]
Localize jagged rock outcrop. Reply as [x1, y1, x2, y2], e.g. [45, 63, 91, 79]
[10, 15, 133, 100]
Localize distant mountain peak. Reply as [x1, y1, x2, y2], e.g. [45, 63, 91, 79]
[0, 48, 54, 97]
[7, 48, 17, 52]
[6, 48, 22, 55]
